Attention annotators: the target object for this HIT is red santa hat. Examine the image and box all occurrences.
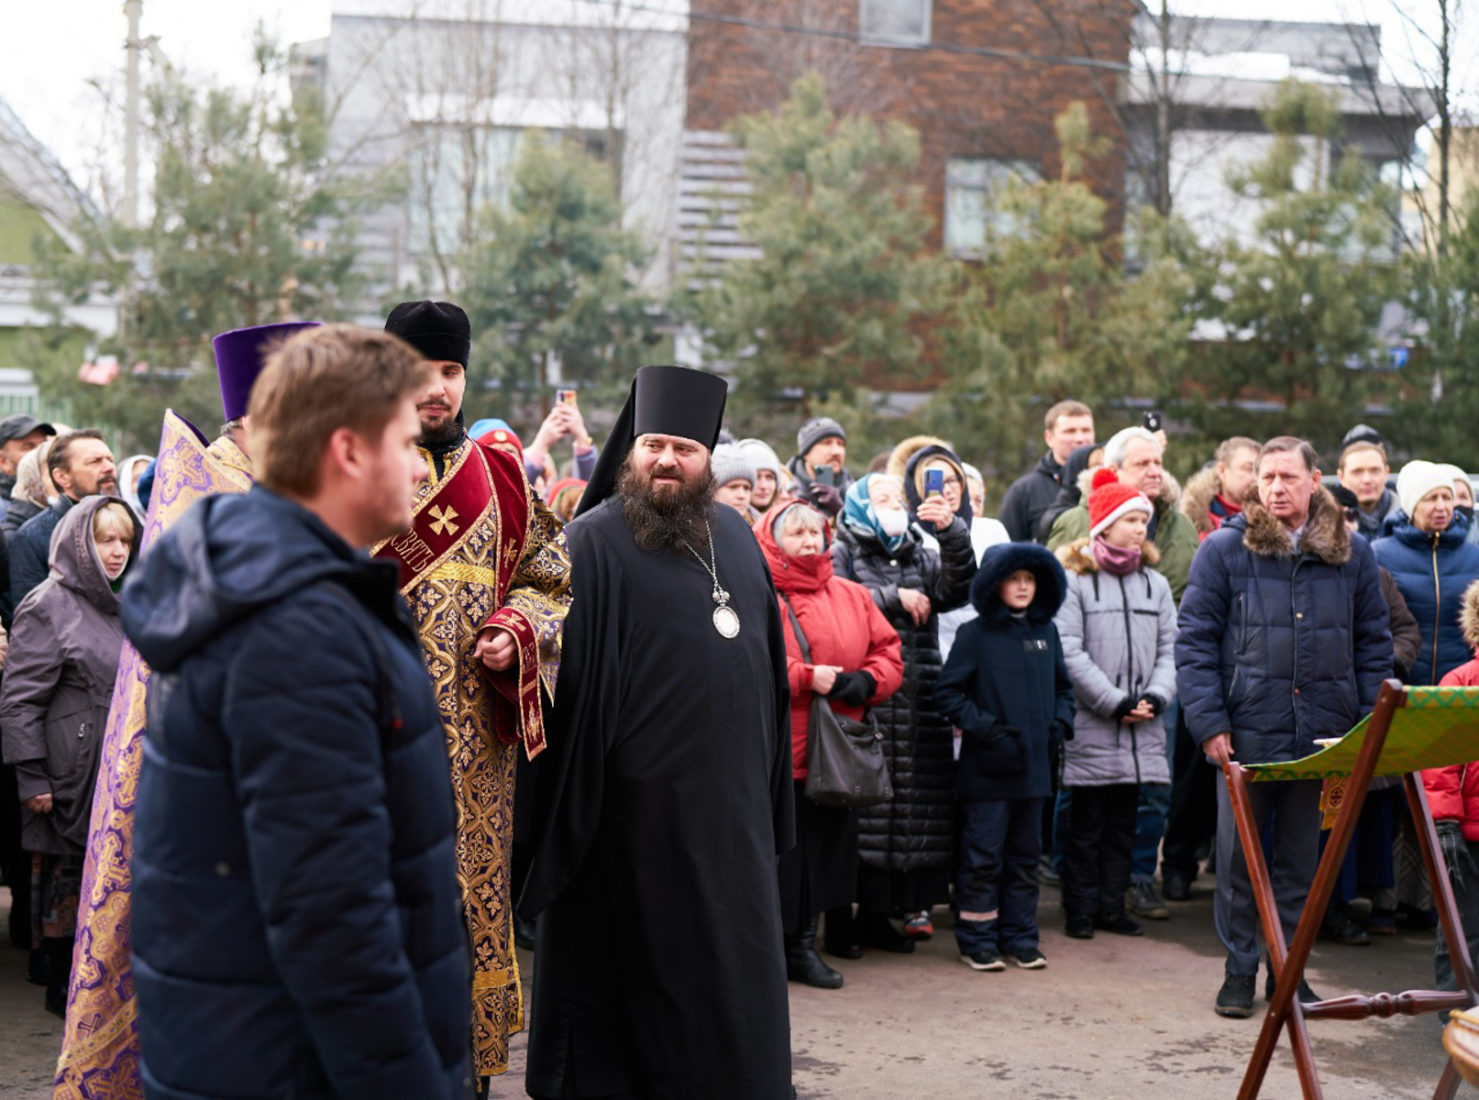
[1088,466,1153,538]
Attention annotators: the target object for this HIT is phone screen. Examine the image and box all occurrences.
[925,468,944,497]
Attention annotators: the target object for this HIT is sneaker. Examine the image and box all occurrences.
[1095,912,1144,936]
[903,910,934,939]
[1064,914,1095,939]
[1127,881,1171,920]
[1162,870,1193,902]
[960,950,1006,971]
[1216,972,1257,1018]
[1009,947,1047,969]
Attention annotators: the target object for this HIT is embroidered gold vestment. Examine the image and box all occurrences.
[375,438,570,1077]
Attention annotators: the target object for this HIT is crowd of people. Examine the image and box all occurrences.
[0,305,1477,1097]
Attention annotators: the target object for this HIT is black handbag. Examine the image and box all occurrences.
[781,594,892,809]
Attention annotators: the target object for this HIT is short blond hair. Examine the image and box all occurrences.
[92,501,135,542]
[1045,400,1092,432]
[248,325,430,497]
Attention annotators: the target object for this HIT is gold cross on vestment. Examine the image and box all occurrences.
[428,505,460,536]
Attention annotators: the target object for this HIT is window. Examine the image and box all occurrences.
[860,0,931,46]
[944,157,1041,257]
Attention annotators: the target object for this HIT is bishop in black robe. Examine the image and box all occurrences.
[520,366,795,1100]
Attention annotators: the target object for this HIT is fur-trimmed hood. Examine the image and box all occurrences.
[886,434,954,481]
[1462,573,1479,650]
[1227,486,1351,565]
[1056,536,1162,574]
[1180,466,1223,536]
[971,541,1067,624]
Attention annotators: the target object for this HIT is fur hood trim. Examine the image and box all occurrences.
[1180,466,1222,536]
[971,541,1067,624]
[886,435,954,481]
[1237,486,1351,565]
[1056,536,1162,574]
[1462,574,1479,649]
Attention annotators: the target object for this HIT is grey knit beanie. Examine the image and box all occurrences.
[797,416,846,458]
[737,437,785,482]
[711,443,757,487]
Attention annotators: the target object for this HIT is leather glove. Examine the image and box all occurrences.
[1437,819,1477,891]
[807,482,844,518]
[828,670,876,707]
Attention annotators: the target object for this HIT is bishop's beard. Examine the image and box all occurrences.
[617,458,716,555]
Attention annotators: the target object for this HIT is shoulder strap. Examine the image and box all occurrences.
[779,592,814,663]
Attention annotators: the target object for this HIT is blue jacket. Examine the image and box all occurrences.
[8,496,72,617]
[1373,511,1479,686]
[1176,488,1391,764]
[935,542,1075,801]
[126,487,471,1100]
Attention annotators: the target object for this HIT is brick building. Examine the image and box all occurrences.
[682,0,1135,262]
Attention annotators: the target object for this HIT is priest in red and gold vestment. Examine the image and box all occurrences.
[377,301,571,1085]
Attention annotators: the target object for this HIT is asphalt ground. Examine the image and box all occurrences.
[0,880,1458,1098]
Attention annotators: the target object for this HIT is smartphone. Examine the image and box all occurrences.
[924,467,944,497]
[556,388,578,408]
[815,466,837,488]
[1143,410,1163,433]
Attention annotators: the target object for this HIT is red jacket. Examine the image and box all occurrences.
[1422,656,1479,840]
[757,510,904,779]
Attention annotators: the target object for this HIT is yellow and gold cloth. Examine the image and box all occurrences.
[56,421,252,1100]
[376,439,570,1077]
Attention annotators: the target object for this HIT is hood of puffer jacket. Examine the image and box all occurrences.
[756,500,834,594]
[886,435,954,481]
[48,494,139,614]
[1056,536,1162,574]
[901,442,973,524]
[1222,485,1352,565]
[971,541,1067,624]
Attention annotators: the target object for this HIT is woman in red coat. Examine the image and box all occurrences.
[1423,577,1479,1001]
[758,501,904,989]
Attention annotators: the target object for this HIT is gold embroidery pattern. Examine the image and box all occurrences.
[429,505,460,536]
[402,442,570,1077]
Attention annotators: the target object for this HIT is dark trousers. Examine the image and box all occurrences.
[1435,838,1479,998]
[1062,783,1139,919]
[955,797,1043,955]
[1215,777,1321,975]
[1161,708,1218,880]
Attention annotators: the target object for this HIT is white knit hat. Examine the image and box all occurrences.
[710,443,756,488]
[1397,460,1456,517]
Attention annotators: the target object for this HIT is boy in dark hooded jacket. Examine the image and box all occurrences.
[935,543,1075,971]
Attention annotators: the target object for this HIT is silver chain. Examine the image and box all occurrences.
[684,518,728,605]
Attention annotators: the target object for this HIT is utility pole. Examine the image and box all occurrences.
[123,0,142,229]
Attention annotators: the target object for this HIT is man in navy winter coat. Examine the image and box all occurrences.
[1175,437,1390,1019]
[127,326,472,1099]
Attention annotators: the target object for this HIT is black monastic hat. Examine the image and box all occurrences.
[384,300,471,367]
[576,365,728,518]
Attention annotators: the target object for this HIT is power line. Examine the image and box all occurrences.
[568,0,1131,74]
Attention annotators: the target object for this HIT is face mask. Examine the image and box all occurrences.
[876,507,910,537]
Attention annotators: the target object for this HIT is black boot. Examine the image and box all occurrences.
[785,917,844,989]
[856,910,915,953]
[823,905,862,959]
[43,936,72,1018]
